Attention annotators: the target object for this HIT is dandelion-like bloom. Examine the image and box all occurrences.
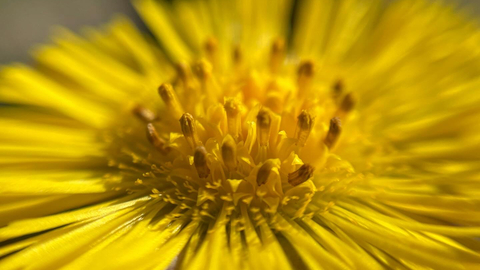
[1,0,480,269]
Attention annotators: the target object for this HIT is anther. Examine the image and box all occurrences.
[224,98,242,140]
[288,164,315,186]
[297,60,314,98]
[295,110,314,147]
[146,123,169,154]
[193,59,213,81]
[205,37,217,54]
[158,83,184,119]
[256,108,272,147]
[176,61,192,86]
[332,80,343,100]
[233,45,242,65]
[133,105,157,122]
[264,94,283,114]
[194,146,210,178]
[324,117,342,149]
[298,60,314,78]
[257,160,275,186]
[221,134,237,171]
[204,37,218,66]
[179,113,198,149]
[340,92,355,113]
[270,38,285,74]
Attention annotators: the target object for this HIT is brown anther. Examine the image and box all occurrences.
[176,61,192,85]
[221,134,237,171]
[158,83,175,102]
[295,110,314,147]
[256,108,272,146]
[324,117,342,149]
[158,83,183,118]
[146,123,169,154]
[204,37,218,66]
[297,60,314,98]
[233,45,242,65]
[332,80,343,98]
[340,92,355,113]
[270,38,285,74]
[193,59,212,80]
[271,38,285,55]
[132,105,157,122]
[204,37,218,54]
[194,146,210,178]
[297,60,314,78]
[257,160,275,186]
[179,113,197,149]
[224,98,242,139]
[288,164,315,186]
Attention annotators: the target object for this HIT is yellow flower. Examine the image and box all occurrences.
[1,0,480,269]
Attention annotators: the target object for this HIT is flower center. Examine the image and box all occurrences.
[108,38,359,229]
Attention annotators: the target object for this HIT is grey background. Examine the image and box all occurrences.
[0,0,479,64]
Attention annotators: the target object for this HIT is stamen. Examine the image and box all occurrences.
[193,59,213,81]
[332,79,343,100]
[256,108,272,147]
[340,92,355,113]
[158,83,184,119]
[233,45,242,65]
[257,160,275,186]
[270,38,285,74]
[176,61,192,86]
[193,60,216,105]
[204,37,218,66]
[264,93,283,114]
[288,164,315,186]
[295,110,314,147]
[146,123,169,154]
[132,105,157,122]
[194,146,210,178]
[180,113,198,149]
[298,60,314,77]
[297,60,314,98]
[221,134,237,171]
[224,98,242,140]
[324,117,342,149]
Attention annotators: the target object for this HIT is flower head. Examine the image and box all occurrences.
[1,0,480,269]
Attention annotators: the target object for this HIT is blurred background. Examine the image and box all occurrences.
[0,0,479,64]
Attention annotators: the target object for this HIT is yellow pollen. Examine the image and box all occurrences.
[324,117,342,149]
[125,34,359,229]
[288,164,315,186]
[295,110,314,147]
[194,146,210,178]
